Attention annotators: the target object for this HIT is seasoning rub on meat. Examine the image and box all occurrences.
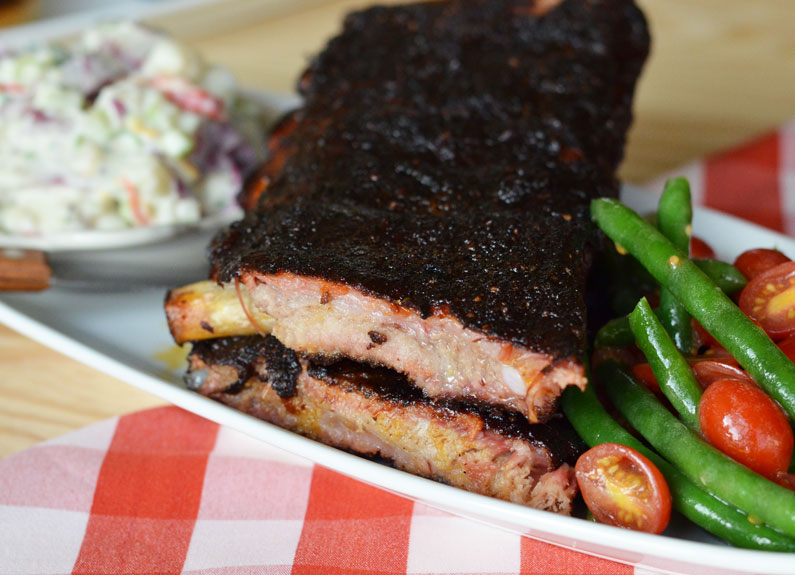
[165,0,650,514]
[168,0,649,421]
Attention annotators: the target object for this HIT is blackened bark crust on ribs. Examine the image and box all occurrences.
[188,335,301,397]
[211,0,649,358]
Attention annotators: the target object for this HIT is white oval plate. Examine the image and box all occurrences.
[1,198,794,575]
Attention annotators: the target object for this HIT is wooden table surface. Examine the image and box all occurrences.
[2,0,795,458]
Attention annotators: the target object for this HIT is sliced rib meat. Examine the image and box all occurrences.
[186,335,583,513]
[237,271,585,420]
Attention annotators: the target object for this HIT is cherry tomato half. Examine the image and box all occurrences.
[699,379,794,479]
[690,236,716,259]
[738,261,795,340]
[690,359,751,389]
[734,248,790,280]
[575,443,672,534]
[632,358,747,392]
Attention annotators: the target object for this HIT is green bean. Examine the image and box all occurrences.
[657,178,693,353]
[561,381,795,550]
[594,316,635,348]
[657,178,692,258]
[593,259,747,349]
[693,259,747,294]
[598,360,795,538]
[629,297,702,430]
[603,245,656,316]
[591,197,795,421]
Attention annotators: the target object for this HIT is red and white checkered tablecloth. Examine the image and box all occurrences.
[643,121,795,234]
[1,124,793,574]
[0,407,631,575]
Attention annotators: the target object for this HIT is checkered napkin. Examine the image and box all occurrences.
[0,407,629,575]
[1,124,792,575]
[643,121,795,233]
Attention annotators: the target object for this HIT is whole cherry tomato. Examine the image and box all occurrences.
[690,236,716,259]
[699,379,794,479]
[734,248,790,280]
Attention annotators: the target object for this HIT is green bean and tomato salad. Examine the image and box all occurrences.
[563,177,795,550]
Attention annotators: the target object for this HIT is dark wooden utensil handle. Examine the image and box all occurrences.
[0,248,52,291]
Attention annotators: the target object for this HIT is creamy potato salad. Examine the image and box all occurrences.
[0,22,266,235]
